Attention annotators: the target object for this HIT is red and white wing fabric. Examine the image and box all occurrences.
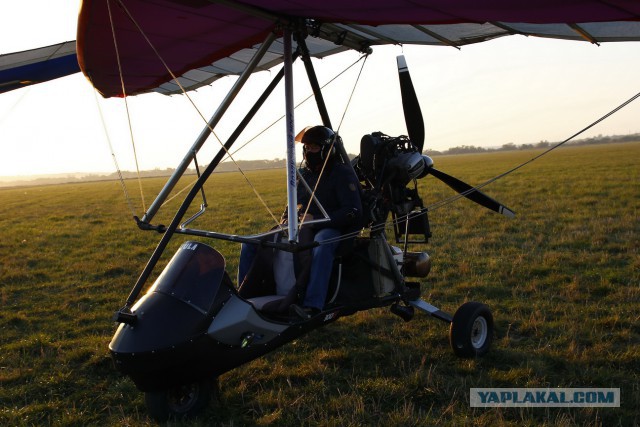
[76,0,640,98]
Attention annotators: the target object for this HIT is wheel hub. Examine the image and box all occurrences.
[470,316,488,349]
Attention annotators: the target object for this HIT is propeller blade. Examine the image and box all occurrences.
[429,167,515,217]
[397,55,425,152]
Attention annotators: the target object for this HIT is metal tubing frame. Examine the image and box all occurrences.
[298,35,356,169]
[409,299,453,323]
[119,37,295,310]
[284,28,299,242]
[118,26,360,312]
[140,31,278,224]
[297,36,332,128]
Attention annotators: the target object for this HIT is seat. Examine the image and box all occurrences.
[246,244,296,311]
[238,227,313,314]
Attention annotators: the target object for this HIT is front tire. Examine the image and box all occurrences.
[144,379,215,422]
[449,302,493,358]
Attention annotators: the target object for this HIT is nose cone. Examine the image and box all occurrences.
[109,292,209,355]
[422,155,434,169]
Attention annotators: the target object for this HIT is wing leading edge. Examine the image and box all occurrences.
[0,41,79,94]
[7,1,640,97]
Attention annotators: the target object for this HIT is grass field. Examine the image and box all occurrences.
[1,142,638,426]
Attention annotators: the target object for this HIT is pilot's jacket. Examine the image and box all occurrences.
[297,160,363,233]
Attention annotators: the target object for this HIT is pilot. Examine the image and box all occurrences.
[238,125,362,318]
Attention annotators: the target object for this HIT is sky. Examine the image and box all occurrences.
[1,1,639,178]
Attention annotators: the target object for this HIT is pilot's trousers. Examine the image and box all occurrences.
[303,228,341,310]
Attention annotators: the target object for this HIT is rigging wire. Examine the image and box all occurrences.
[298,54,370,231]
[147,51,368,236]
[104,0,374,233]
[228,55,369,158]
[221,52,369,238]
[114,0,280,227]
[92,85,137,218]
[424,88,640,214]
[0,86,31,127]
[161,176,199,208]
[336,54,369,132]
[106,0,147,213]
[0,41,66,126]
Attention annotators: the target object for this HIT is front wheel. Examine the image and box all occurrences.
[144,378,216,422]
[449,302,493,358]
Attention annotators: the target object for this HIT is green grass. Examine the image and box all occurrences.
[1,142,638,426]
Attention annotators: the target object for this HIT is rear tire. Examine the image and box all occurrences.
[449,302,493,358]
[144,378,215,422]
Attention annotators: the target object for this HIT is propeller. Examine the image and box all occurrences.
[397,55,515,218]
[397,56,425,152]
[427,165,515,217]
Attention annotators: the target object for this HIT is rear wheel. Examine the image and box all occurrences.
[144,378,216,422]
[449,302,493,358]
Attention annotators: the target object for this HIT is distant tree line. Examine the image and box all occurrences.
[75,132,640,179]
[424,133,639,156]
[101,159,287,180]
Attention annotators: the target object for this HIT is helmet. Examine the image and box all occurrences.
[297,125,335,146]
[296,125,339,160]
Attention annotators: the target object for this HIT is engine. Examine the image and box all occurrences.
[354,132,432,243]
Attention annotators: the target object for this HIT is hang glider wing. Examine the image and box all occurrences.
[0,41,79,94]
[70,1,639,98]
